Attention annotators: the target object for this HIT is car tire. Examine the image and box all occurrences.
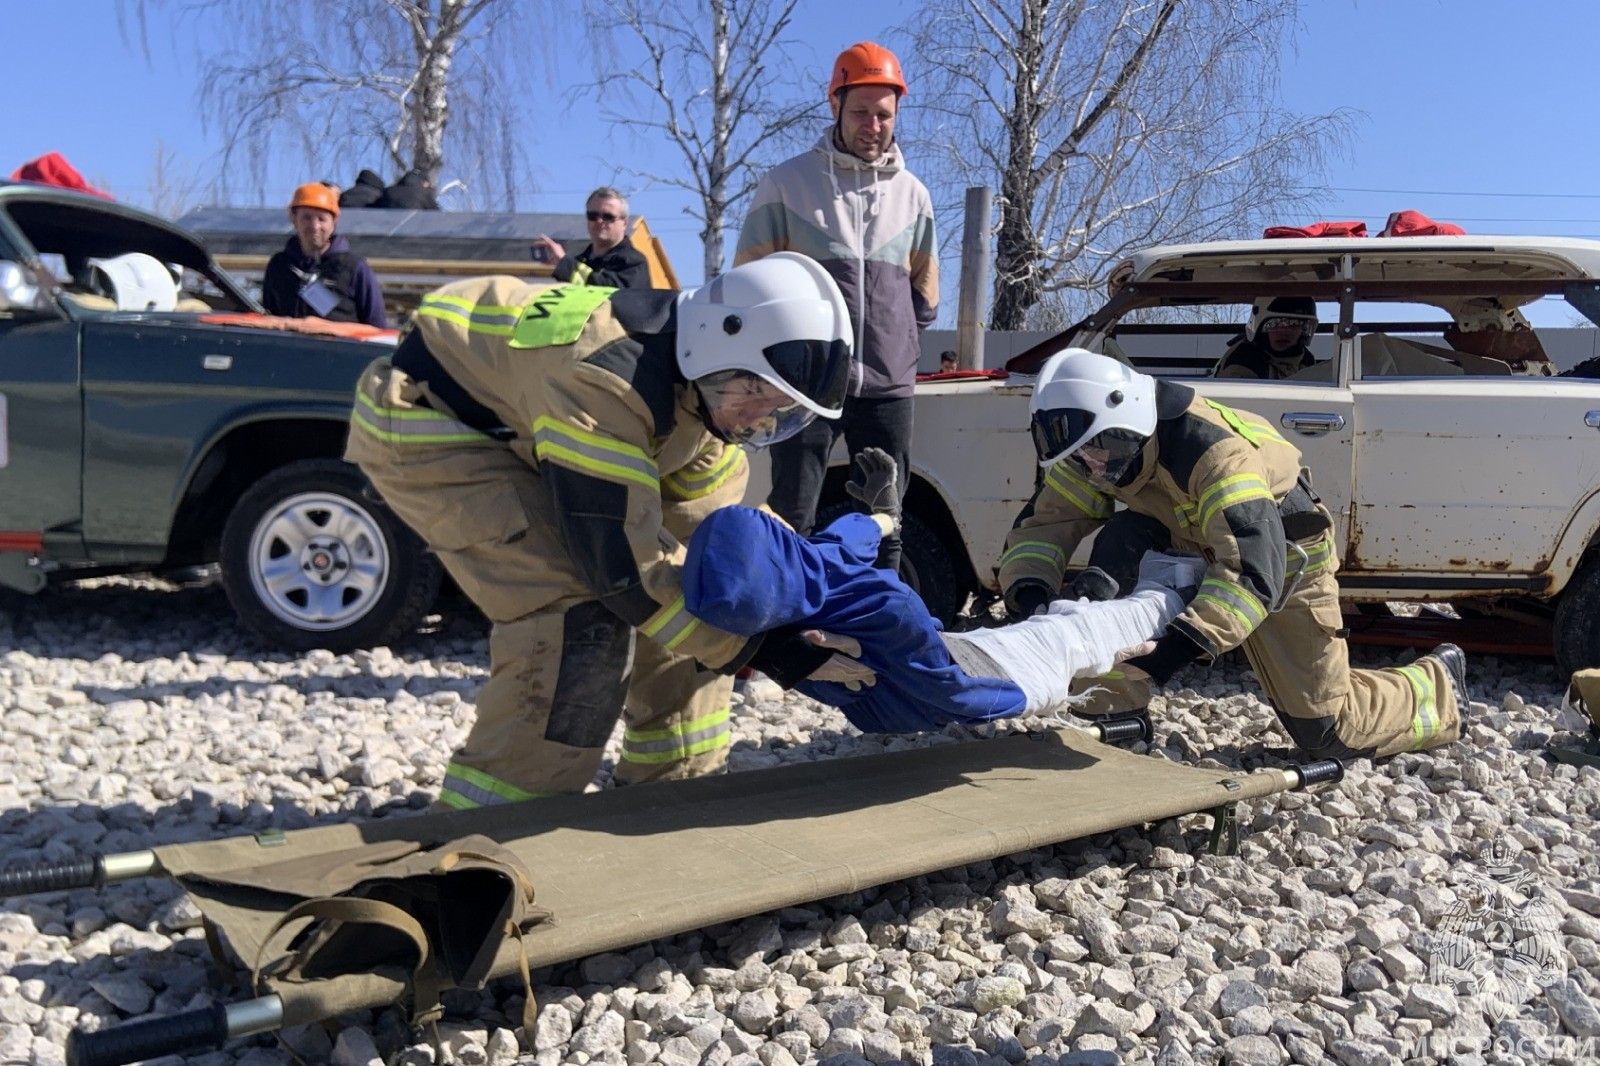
[1554,552,1600,675]
[220,459,442,652]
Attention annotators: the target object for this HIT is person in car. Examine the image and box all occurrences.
[1213,296,1318,379]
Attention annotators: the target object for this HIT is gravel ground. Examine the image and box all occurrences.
[2,580,1599,1066]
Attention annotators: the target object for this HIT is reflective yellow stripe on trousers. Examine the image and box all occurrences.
[621,708,732,765]
[439,762,552,809]
[1395,664,1441,750]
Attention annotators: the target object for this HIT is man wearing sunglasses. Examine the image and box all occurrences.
[530,186,652,289]
[997,348,1469,763]
[345,253,868,809]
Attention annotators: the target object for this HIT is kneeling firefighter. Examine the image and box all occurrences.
[347,253,864,808]
[997,349,1467,760]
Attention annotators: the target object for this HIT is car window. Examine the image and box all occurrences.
[1107,301,1342,387]
[1352,299,1536,378]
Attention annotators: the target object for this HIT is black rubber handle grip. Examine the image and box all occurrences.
[0,856,100,898]
[67,1004,230,1066]
[1294,759,1345,788]
[1096,712,1153,746]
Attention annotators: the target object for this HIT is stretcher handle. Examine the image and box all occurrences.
[0,856,101,898]
[1292,759,1345,788]
[67,1004,228,1066]
[1089,710,1153,747]
[0,850,157,899]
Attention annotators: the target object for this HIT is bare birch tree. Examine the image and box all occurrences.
[121,0,539,209]
[909,0,1353,329]
[587,0,818,279]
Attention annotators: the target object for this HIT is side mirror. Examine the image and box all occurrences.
[0,261,48,314]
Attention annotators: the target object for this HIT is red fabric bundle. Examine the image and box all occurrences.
[8,152,113,200]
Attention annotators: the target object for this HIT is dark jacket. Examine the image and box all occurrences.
[375,169,440,210]
[1213,337,1314,380]
[339,169,385,209]
[553,241,652,289]
[261,234,388,327]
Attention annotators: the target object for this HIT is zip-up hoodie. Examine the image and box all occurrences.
[735,133,938,399]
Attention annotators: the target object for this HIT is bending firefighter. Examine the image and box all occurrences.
[999,349,1467,760]
[346,253,865,808]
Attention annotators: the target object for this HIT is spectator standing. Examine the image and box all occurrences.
[735,42,938,572]
[260,183,387,327]
[531,187,652,289]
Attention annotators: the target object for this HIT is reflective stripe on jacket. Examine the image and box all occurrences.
[1000,381,1314,658]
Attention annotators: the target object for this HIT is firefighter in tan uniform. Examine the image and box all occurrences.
[999,349,1468,760]
[346,253,866,808]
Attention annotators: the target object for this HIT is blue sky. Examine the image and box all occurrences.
[8,0,1600,322]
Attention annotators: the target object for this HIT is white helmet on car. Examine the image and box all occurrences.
[1029,348,1157,484]
[677,251,851,447]
[86,252,179,312]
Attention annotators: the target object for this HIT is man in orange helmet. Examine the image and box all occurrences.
[736,41,938,576]
[261,182,387,326]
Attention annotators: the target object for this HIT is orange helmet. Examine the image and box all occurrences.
[828,42,907,100]
[289,182,340,217]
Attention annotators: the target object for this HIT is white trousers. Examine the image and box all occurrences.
[945,552,1203,714]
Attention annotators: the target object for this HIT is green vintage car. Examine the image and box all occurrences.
[0,183,441,649]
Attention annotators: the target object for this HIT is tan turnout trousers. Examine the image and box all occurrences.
[347,358,748,807]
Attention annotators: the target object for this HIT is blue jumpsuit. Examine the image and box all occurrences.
[682,507,1026,732]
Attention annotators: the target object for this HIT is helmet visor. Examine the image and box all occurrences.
[1261,316,1313,335]
[1064,427,1146,486]
[761,338,850,418]
[697,370,823,448]
[1030,406,1099,465]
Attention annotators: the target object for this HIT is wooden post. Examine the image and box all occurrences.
[956,186,993,370]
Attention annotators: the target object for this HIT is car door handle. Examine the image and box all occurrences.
[1587,410,1600,429]
[1280,412,1346,435]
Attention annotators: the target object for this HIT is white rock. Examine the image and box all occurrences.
[331,1027,383,1066]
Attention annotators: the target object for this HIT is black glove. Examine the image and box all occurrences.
[1069,566,1119,603]
[745,624,834,690]
[845,447,901,523]
[1122,628,1211,685]
[1003,579,1053,621]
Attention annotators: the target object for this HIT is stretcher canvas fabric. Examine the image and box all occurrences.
[151,729,1297,1026]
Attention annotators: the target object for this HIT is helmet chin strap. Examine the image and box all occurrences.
[693,382,735,444]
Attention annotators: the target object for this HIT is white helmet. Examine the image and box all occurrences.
[1029,349,1156,483]
[1246,296,1317,344]
[677,252,851,447]
[86,252,179,312]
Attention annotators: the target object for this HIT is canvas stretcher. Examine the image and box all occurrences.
[5,725,1340,1065]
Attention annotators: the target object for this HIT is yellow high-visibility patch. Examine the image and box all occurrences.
[509,285,617,349]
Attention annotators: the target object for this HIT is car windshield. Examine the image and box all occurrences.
[2,196,254,315]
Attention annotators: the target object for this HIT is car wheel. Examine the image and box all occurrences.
[1554,552,1600,675]
[219,458,442,652]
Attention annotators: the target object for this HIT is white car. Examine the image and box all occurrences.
[750,234,1600,674]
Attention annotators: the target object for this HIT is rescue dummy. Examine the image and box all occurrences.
[346,253,873,808]
[680,450,1204,733]
[1000,349,1469,761]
